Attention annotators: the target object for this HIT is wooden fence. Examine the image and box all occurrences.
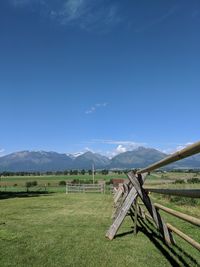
[66,183,105,194]
[106,140,200,252]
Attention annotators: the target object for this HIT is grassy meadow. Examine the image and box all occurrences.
[1,171,200,189]
[0,192,200,267]
[0,172,200,266]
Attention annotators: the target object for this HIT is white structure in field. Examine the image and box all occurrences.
[66,183,105,194]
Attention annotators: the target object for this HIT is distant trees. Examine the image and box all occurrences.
[101,169,109,175]
[25,181,38,192]
[0,168,156,177]
[69,170,78,175]
[59,181,66,186]
[55,171,63,175]
[81,169,86,175]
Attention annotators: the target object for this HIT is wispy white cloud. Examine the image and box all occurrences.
[84,147,94,152]
[87,139,146,157]
[48,0,87,24]
[161,142,194,154]
[9,0,121,32]
[115,145,127,153]
[71,140,197,159]
[69,146,94,157]
[91,139,146,146]
[85,102,108,114]
[134,5,177,33]
[0,148,5,157]
[52,0,121,32]
[72,139,145,158]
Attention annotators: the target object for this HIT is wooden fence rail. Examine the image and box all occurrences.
[137,140,200,174]
[154,203,200,227]
[106,140,200,253]
[66,183,105,194]
[145,188,200,198]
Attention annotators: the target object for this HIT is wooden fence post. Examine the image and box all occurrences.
[127,173,174,245]
[134,197,138,236]
[105,171,147,240]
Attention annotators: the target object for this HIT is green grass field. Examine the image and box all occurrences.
[1,172,200,194]
[0,173,127,185]
[0,171,198,190]
[0,191,200,267]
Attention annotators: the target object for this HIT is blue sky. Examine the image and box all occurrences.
[0,0,200,157]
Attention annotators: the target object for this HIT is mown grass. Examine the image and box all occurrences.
[0,192,200,267]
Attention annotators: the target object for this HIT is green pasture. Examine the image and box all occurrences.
[0,171,199,202]
[0,173,127,186]
[0,192,200,267]
[1,172,200,194]
[2,171,198,186]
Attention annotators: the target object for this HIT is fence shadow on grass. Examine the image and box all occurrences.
[0,191,49,200]
[115,217,200,267]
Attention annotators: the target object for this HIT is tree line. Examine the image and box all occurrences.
[0,169,127,177]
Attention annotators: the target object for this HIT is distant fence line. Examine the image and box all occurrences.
[66,183,105,194]
[0,183,117,194]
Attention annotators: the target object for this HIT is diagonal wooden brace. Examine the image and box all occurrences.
[112,183,131,220]
[127,172,175,245]
[106,171,147,240]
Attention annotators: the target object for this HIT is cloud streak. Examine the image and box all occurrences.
[52,0,121,32]
[91,139,146,146]
[162,142,194,154]
[0,148,5,157]
[10,0,121,32]
[86,139,146,157]
[85,103,108,114]
[134,5,177,33]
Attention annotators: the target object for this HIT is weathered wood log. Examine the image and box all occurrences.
[113,185,124,204]
[105,172,147,240]
[112,183,131,220]
[127,173,174,245]
[145,188,200,198]
[154,203,200,227]
[167,223,200,252]
[134,197,138,236]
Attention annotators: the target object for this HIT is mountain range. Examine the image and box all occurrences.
[0,147,200,172]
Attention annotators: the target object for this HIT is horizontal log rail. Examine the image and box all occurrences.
[137,140,200,174]
[106,140,200,254]
[144,210,200,251]
[154,203,200,227]
[167,223,200,252]
[145,188,200,198]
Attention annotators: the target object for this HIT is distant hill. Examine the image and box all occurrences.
[109,147,167,169]
[168,154,200,169]
[72,151,110,169]
[0,151,110,172]
[0,151,73,172]
[0,147,200,172]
